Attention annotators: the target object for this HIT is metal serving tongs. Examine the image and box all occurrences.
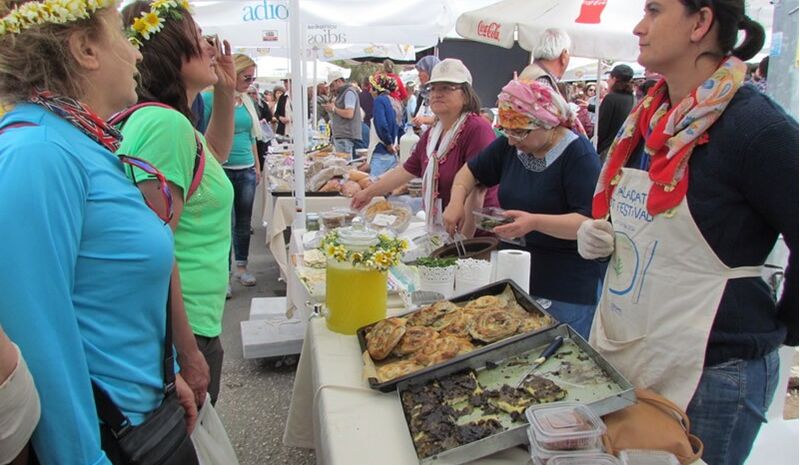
[453,230,468,258]
[515,336,564,388]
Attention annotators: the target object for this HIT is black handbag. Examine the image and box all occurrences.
[92,288,199,465]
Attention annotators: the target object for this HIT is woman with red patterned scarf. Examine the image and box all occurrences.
[577,1,797,464]
[0,1,198,463]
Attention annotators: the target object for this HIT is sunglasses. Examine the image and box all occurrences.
[427,84,462,94]
[498,127,532,141]
[119,155,174,224]
[241,75,257,83]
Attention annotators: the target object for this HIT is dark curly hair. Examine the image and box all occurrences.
[121,0,203,122]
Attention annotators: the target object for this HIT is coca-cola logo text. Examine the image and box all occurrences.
[477,21,501,41]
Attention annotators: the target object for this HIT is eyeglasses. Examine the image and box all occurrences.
[427,84,462,94]
[498,127,532,142]
[241,75,257,83]
[119,155,174,224]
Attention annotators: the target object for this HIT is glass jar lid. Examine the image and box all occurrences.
[338,217,379,249]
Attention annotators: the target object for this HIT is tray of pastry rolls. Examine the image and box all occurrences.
[357,280,557,392]
[396,324,636,464]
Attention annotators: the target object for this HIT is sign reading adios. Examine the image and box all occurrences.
[477,20,501,41]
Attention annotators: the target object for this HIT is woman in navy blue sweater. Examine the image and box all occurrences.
[577,1,797,464]
[444,79,604,339]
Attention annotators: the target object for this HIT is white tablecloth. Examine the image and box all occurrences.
[283,318,709,465]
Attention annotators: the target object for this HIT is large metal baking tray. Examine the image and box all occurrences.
[357,279,557,392]
[396,324,636,465]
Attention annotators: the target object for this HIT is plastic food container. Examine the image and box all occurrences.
[619,450,680,465]
[526,403,606,451]
[332,207,358,226]
[548,454,622,465]
[473,207,514,231]
[319,211,347,230]
[364,200,412,233]
[527,428,604,465]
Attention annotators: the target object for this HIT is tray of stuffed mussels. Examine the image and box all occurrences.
[357,280,557,392]
[397,324,636,465]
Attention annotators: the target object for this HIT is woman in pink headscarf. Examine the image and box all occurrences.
[443,79,602,338]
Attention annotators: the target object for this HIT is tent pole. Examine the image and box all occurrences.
[312,48,318,129]
[593,58,602,148]
[289,0,306,223]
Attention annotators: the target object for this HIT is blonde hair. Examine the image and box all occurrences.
[232,53,262,141]
[0,1,107,106]
[234,53,256,76]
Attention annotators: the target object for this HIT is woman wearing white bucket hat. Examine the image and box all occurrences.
[352,59,498,234]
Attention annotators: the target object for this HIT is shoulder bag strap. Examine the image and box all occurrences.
[92,284,175,437]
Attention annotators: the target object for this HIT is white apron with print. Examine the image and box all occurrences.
[589,168,762,410]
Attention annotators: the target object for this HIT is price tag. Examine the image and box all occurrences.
[372,214,397,227]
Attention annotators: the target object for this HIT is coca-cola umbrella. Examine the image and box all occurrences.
[456,0,774,61]
[456,0,643,61]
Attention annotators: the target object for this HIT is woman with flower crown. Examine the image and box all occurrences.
[575,1,797,463]
[0,0,198,463]
[118,0,236,408]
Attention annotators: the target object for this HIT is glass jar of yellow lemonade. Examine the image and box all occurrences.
[325,222,388,335]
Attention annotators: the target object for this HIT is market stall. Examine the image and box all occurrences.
[277,203,710,465]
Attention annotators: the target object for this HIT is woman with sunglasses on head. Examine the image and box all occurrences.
[443,79,604,339]
[119,0,236,407]
[576,2,797,463]
[202,54,262,289]
[353,60,498,234]
[0,1,199,463]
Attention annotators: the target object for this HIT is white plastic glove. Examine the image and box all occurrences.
[577,219,615,260]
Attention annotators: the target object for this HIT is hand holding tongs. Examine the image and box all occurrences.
[515,336,564,387]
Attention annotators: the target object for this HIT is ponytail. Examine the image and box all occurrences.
[732,16,766,61]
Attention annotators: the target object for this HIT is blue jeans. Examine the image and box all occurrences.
[224,167,257,266]
[355,123,370,150]
[370,150,398,178]
[546,299,597,340]
[686,350,780,465]
[333,138,357,157]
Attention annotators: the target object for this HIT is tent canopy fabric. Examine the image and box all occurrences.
[192,0,453,59]
[455,0,775,62]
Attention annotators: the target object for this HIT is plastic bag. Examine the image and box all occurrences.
[191,395,240,465]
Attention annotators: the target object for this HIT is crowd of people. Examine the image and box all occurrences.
[0,0,796,465]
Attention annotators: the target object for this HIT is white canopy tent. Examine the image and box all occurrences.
[191,0,461,222]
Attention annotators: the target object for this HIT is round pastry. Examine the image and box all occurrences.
[414,335,474,366]
[517,313,549,334]
[366,317,407,361]
[393,326,439,357]
[464,295,509,312]
[468,309,521,343]
[376,359,423,382]
[439,311,473,338]
[407,300,459,327]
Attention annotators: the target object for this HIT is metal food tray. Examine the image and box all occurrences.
[397,324,636,465]
[357,279,557,392]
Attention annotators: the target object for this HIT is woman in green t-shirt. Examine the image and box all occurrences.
[120,0,236,406]
[203,54,263,288]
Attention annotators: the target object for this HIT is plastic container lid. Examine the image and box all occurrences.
[472,207,514,231]
[526,402,606,452]
[548,454,622,465]
[618,450,680,465]
[337,218,379,250]
[527,428,604,465]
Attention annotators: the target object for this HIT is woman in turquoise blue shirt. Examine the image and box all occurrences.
[0,2,196,463]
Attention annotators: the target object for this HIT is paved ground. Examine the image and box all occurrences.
[214,219,315,465]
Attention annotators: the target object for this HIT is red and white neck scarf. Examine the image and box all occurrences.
[592,56,746,218]
[29,89,122,152]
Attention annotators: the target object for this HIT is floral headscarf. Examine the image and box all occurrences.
[369,73,397,94]
[497,79,583,134]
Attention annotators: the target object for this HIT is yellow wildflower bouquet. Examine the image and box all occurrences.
[319,230,408,272]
